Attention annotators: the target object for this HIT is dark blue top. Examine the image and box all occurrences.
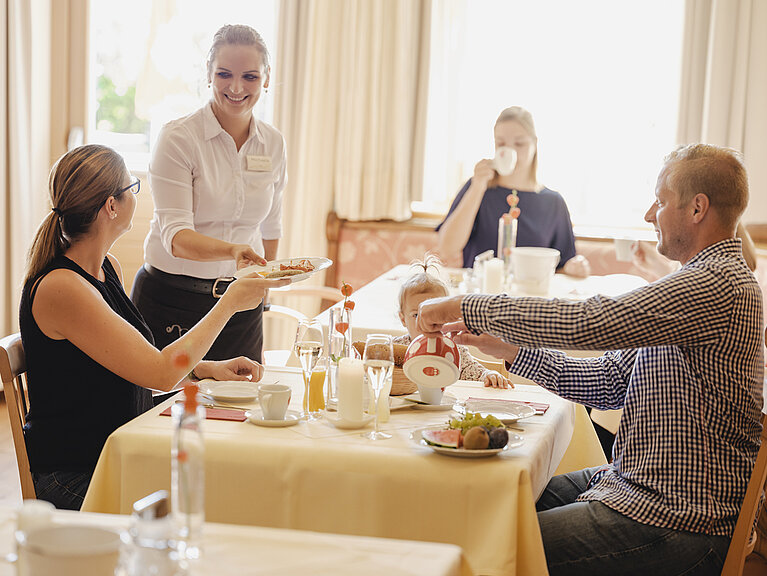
[437,181,577,269]
[19,256,154,473]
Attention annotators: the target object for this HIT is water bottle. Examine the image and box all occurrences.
[171,383,205,561]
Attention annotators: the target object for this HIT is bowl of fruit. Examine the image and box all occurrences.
[410,412,523,458]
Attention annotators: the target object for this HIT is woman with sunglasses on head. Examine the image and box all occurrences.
[131,24,285,364]
[437,106,590,277]
[19,145,287,510]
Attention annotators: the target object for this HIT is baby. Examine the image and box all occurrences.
[396,258,513,389]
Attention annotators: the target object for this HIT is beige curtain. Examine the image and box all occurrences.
[275,0,431,263]
[678,0,767,223]
[1,0,50,335]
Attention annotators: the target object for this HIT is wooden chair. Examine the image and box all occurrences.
[0,333,35,499]
[721,413,767,575]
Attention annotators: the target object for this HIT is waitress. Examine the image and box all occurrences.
[132,24,286,362]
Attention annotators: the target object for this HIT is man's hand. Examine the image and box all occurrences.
[194,357,264,382]
[417,295,465,336]
[451,331,520,366]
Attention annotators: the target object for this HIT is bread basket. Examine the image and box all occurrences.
[352,341,417,396]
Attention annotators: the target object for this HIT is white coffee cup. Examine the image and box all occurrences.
[258,384,291,420]
[512,247,560,296]
[613,238,635,262]
[417,383,444,405]
[493,146,517,176]
[19,525,121,576]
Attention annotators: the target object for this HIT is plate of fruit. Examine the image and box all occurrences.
[410,412,523,458]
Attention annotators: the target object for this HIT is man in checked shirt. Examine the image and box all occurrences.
[419,144,764,575]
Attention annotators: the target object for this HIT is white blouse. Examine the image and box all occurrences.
[144,103,287,279]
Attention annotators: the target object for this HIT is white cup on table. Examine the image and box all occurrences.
[258,384,291,420]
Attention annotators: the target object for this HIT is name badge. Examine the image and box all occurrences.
[247,155,272,172]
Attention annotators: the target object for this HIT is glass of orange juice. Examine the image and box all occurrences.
[308,357,327,418]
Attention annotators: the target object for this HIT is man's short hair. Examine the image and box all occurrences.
[664,144,748,228]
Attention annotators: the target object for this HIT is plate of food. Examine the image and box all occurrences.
[234,257,332,283]
[410,412,523,458]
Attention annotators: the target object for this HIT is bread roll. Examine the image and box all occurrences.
[352,341,408,366]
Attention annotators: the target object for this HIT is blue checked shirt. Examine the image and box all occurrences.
[462,239,764,536]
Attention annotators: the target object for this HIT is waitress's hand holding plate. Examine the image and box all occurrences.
[233,244,267,269]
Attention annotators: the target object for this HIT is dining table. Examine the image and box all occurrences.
[0,507,465,575]
[82,366,606,576]
[316,264,647,433]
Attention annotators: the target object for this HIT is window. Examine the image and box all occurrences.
[421,0,685,231]
[88,0,278,170]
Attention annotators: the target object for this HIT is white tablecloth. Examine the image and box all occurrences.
[0,508,464,576]
[82,366,602,576]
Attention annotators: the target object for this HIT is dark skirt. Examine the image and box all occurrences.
[131,265,263,363]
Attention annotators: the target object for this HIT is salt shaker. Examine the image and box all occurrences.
[124,490,180,576]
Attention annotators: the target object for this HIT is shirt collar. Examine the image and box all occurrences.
[202,102,264,146]
[684,237,743,267]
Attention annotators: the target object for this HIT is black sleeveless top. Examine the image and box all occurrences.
[19,256,154,472]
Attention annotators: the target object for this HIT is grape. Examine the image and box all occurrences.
[448,411,504,435]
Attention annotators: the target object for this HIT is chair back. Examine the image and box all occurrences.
[0,333,35,498]
[722,413,767,575]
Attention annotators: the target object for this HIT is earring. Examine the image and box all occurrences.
[111,213,117,220]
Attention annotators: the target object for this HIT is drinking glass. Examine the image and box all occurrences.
[327,306,352,408]
[361,334,394,440]
[293,319,324,421]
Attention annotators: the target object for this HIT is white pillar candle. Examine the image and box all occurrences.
[338,358,364,422]
[483,257,504,294]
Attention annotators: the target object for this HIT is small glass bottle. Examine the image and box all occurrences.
[171,383,205,561]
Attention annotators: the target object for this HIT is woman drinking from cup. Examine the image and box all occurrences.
[19,145,288,510]
[436,106,590,277]
[131,24,286,363]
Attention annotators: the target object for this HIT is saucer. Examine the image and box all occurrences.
[245,409,302,427]
[324,412,375,430]
[402,393,457,411]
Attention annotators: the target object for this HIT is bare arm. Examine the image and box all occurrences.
[32,268,288,392]
[437,160,495,259]
[171,229,266,270]
[262,238,279,262]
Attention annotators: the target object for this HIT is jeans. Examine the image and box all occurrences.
[537,467,730,576]
[32,471,92,511]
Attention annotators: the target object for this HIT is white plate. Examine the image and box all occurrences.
[454,400,536,423]
[402,393,457,411]
[410,427,523,458]
[324,412,375,430]
[202,382,258,403]
[234,257,332,283]
[245,409,302,427]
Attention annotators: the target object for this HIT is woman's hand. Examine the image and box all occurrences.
[473,159,496,190]
[222,275,290,314]
[232,244,267,270]
[562,254,591,278]
[194,357,264,382]
[483,371,513,389]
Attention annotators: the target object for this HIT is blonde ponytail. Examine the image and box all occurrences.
[398,253,449,312]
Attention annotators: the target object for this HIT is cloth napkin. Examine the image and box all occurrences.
[160,406,248,422]
[466,397,550,415]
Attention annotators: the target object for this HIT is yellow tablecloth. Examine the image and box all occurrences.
[83,367,605,576]
[0,508,465,575]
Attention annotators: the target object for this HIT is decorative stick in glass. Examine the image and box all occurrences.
[498,191,521,277]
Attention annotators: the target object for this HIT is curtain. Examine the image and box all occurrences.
[275,0,431,261]
[678,0,767,223]
[1,0,49,335]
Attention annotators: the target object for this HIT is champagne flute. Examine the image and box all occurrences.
[293,319,324,421]
[362,334,394,440]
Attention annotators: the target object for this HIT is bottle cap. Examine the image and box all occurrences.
[183,383,199,412]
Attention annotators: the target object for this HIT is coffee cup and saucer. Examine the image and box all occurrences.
[246,384,301,427]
